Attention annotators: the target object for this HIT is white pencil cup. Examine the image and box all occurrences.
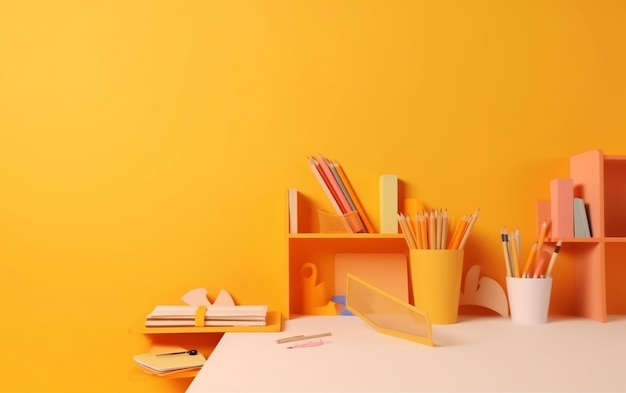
[506,277,552,324]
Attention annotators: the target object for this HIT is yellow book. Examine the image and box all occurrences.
[379,174,398,234]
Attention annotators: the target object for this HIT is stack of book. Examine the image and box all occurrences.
[307,154,375,234]
[145,305,268,327]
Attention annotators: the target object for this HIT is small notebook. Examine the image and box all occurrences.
[134,347,206,373]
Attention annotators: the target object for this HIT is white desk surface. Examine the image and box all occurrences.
[186,314,626,393]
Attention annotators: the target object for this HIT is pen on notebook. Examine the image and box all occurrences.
[276,332,332,344]
[156,349,198,356]
[545,239,563,277]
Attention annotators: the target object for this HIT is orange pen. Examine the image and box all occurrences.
[522,242,538,278]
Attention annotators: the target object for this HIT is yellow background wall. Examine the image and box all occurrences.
[1,1,625,392]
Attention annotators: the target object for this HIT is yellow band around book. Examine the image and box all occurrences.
[195,305,207,327]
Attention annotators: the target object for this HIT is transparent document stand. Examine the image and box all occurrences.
[346,273,433,346]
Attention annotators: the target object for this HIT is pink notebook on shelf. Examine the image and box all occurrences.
[334,253,408,302]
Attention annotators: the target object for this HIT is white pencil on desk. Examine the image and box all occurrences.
[276,332,332,344]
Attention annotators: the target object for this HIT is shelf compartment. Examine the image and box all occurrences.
[288,234,408,316]
[603,156,626,237]
[567,242,606,322]
[605,242,626,314]
[570,149,604,238]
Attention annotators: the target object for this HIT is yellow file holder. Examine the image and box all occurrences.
[409,249,464,325]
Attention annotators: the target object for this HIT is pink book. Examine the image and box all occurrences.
[316,154,353,215]
[307,156,345,218]
[550,178,574,238]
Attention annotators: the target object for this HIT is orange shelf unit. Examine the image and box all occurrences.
[542,149,626,322]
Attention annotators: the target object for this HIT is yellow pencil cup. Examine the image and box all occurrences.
[409,249,464,325]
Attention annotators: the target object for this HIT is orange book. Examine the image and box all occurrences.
[550,178,573,238]
[332,159,376,233]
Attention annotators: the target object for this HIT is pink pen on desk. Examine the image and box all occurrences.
[286,339,323,349]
